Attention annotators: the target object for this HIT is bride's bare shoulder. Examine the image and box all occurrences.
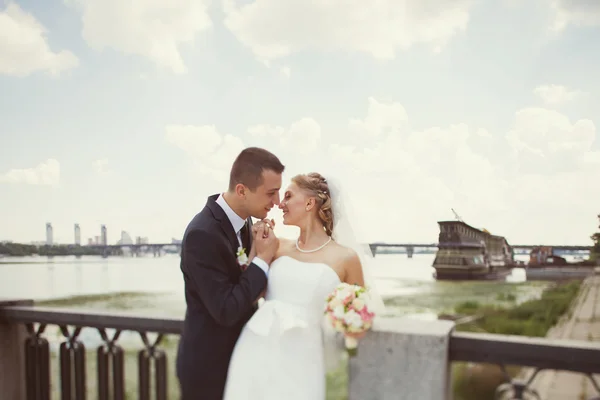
[330,242,360,265]
[330,242,363,283]
[330,240,357,257]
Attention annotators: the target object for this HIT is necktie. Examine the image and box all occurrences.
[240,222,250,255]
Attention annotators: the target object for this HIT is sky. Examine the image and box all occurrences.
[1,0,599,246]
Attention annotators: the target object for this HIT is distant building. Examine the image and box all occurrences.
[118,231,134,245]
[136,236,149,245]
[88,238,93,246]
[45,223,53,246]
[74,224,81,245]
[100,225,107,245]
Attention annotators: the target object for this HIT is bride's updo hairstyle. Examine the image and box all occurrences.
[291,172,334,236]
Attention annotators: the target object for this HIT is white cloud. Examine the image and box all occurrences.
[280,66,291,78]
[249,117,321,154]
[348,97,408,138]
[165,124,223,156]
[584,151,600,165]
[550,0,600,31]
[0,3,79,77]
[68,0,212,74]
[326,101,504,242]
[533,84,585,105]
[165,124,245,183]
[331,99,599,244]
[223,0,473,62]
[0,159,60,186]
[167,97,599,245]
[92,159,109,175]
[506,107,596,174]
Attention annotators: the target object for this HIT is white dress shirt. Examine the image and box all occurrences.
[215,194,269,276]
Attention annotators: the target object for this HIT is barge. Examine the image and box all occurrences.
[432,220,515,280]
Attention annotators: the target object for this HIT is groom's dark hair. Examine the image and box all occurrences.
[228,147,285,192]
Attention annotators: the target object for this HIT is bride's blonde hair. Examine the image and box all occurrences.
[291,172,334,236]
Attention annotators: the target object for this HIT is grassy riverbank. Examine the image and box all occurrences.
[450,279,583,400]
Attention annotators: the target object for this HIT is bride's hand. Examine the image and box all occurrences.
[252,219,275,238]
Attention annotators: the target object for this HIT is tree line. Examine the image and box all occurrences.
[0,242,105,257]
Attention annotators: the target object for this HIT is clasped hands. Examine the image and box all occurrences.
[252,218,278,264]
[252,218,275,239]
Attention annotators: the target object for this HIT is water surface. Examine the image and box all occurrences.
[1,253,546,319]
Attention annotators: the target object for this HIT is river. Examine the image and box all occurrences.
[0,253,549,320]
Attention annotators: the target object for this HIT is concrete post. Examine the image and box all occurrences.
[348,317,455,400]
[0,299,33,400]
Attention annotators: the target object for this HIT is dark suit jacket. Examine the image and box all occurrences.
[176,194,268,400]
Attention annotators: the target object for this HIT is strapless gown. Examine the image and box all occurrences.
[223,255,342,400]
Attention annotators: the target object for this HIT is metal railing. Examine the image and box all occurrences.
[1,305,181,400]
[1,304,600,399]
[450,331,600,399]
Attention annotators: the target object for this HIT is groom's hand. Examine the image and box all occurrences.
[255,224,278,264]
[253,218,275,238]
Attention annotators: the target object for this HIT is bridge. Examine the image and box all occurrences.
[367,243,593,258]
[70,242,593,259]
[85,243,181,257]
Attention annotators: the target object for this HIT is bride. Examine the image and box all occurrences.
[223,172,383,400]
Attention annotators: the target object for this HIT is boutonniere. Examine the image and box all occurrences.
[237,246,248,270]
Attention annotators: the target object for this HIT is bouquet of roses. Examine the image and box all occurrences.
[324,282,376,356]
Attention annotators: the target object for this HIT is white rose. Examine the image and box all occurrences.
[352,298,365,311]
[333,305,345,319]
[343,309,363,329]
[329,297,342,309]
[335,288,350,301]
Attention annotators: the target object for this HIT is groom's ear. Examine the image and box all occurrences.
[235,183,246,198]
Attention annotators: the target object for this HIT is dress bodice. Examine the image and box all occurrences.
[245,255,341,336]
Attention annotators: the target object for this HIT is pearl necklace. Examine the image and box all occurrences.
[295,236,332,253]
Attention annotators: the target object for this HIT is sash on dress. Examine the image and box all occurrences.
[246,299,312,336]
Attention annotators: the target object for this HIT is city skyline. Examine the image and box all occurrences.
[1,0,600,245]
[8,218,597,248]
[38,222,151,246]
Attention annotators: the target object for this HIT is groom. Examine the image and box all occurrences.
[176,147,284,399]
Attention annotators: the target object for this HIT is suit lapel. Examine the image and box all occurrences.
[206,195,239,254]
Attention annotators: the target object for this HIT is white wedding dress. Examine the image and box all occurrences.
[223,255,342,400]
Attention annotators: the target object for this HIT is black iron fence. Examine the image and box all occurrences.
[451,331,600,399]
[1,305,180,400]
[1,304,599,399]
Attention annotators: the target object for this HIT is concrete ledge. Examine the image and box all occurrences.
[349,317,455,400]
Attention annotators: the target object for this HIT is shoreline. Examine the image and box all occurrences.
[522,275,600,399]
[450,277,592,400]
